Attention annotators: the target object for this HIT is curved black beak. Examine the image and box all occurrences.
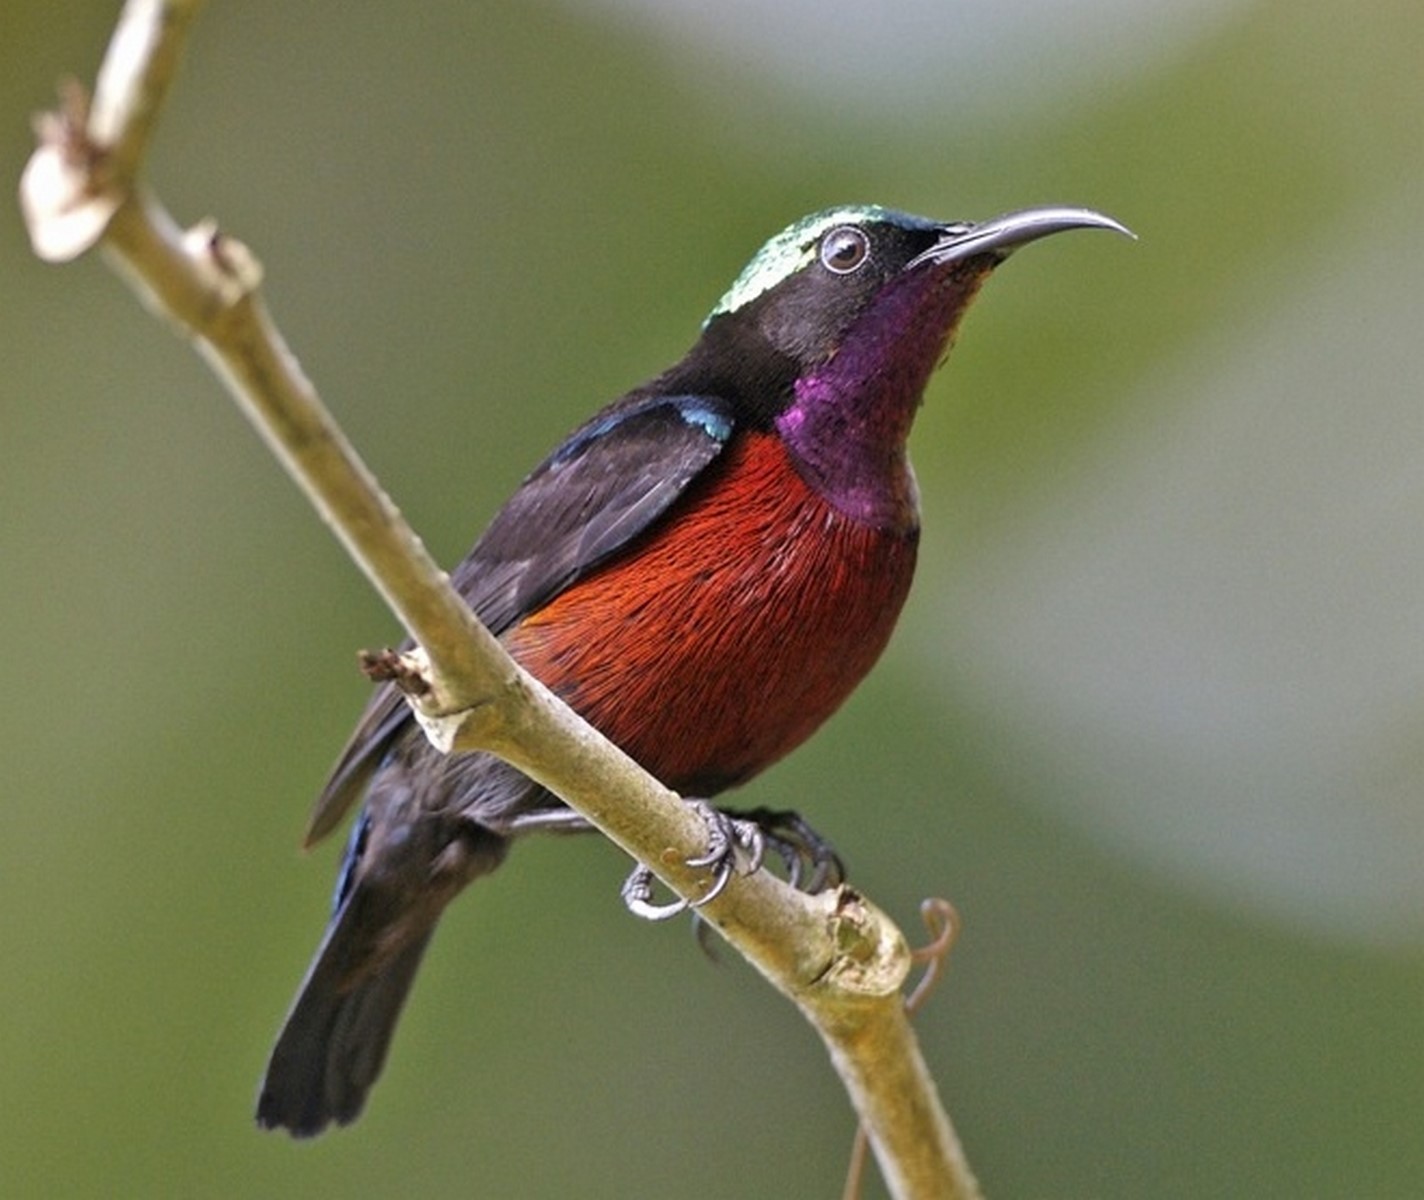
[909,206,1134,269]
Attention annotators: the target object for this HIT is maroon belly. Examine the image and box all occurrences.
[501,431,918,796]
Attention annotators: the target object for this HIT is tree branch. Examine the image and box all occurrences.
[18,4,981,1196]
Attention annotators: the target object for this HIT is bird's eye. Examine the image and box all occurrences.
[819,226,870,274]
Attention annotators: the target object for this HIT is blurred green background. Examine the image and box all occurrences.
[3,1,1419,1196]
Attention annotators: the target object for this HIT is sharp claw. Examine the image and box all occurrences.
[739,824,766,875]
[690,860,733,908]
[685,845,725,870]
[684,799,730,869]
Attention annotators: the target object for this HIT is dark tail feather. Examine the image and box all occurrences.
[256,914,434,1137]
[258,762,519,1136]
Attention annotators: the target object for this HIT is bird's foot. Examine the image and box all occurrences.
[621,800,763,921]
[620,803,845,921]
[731,807,845,895]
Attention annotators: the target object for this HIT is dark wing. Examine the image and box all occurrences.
[455,393,737,633]
[303,393,738,845]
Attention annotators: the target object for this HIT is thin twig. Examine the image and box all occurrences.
[844,900,967,1200]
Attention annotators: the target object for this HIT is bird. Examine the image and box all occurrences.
[255,202,1130,1137]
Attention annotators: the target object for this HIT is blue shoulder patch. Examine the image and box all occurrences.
[668,396,734,443]
[551,395,732,468]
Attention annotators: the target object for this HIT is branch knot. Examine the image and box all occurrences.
[20,82,121,263]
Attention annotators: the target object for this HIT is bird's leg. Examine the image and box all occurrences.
[505,802,841,920]
[621,799,764,921]
[500,808,596,836]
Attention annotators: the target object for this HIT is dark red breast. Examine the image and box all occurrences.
[501,430,918,796]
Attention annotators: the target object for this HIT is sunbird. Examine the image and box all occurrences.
[257,203,1130,1136]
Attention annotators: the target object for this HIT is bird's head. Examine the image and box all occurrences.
[675,204,1131,528]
